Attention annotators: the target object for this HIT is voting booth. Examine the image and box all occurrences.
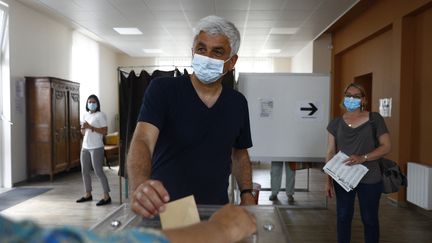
[237,73,330,162]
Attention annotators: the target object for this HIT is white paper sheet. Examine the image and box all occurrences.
[323,151,369,192]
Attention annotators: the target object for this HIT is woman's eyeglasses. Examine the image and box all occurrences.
[344,93,363,99]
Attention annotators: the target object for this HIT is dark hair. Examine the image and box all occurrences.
[86,94,101,112]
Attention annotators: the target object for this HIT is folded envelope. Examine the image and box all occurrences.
[159,195,200,229]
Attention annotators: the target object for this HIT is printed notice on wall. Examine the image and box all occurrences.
[259,98,273,118]
[379,98,392,117]
[15,79,25,114]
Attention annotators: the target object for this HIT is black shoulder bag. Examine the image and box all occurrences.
[369,112,407,194]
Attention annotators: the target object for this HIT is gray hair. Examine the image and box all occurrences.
[193,15,241,57]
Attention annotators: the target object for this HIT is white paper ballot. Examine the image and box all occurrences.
[323,151,369,192]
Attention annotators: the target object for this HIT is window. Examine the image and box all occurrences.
[236,57,274,73]
[71,31,99,113]
[0,0,9,187]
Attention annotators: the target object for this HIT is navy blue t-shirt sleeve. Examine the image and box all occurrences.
[233,95,253,149]
[137,78,170,129]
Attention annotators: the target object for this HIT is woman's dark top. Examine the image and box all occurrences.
[327,112,388,184]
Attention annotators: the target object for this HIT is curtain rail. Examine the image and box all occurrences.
[117,65,191,71]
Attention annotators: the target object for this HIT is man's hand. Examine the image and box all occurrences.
[240,192,256,205]
[209,204,256,242]
[130,180,170,218]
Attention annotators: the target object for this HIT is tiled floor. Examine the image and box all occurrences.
[1,163,432,243]
[0,167,122,227]
[251,161,327,207]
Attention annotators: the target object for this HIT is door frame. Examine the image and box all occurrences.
[354,73,373,112]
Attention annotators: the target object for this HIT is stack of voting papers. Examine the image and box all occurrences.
[323,151,369,192]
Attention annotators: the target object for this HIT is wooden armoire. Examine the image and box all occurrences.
[26,77,81,181]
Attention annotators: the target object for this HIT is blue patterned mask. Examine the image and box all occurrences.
[88,103,97,111]
[191,54,230,84]
[344,97,361,112]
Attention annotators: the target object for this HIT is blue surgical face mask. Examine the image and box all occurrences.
[88,102,97,111]
[191,54,231,84]
[343,97,361,112]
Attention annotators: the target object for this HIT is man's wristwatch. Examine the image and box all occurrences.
[240,189,254,196]
[363,154,368,161]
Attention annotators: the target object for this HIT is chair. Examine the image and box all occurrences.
[103,132,119,169]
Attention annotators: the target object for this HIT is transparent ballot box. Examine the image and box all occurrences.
[91,204,290,243]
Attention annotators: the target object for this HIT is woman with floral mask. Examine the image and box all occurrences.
[325,83,391,243]
[76,94,111,206]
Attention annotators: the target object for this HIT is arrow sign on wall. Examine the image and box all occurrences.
[300,103,318,115]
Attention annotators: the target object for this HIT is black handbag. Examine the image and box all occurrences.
[378,157,407,193]
[369,112,407,194]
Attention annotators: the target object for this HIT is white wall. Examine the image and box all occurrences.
[3,0,119,185]
[7,0,73,184]
[291,34,332,74]
[273,58,292,72]
[99,44,119,132]
[291,41,313,73]
[118,54,156,67]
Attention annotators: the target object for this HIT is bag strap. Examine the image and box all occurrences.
[369,112,379,148]
[369,112,384,173]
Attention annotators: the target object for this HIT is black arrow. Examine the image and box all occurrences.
[300,103,318,116]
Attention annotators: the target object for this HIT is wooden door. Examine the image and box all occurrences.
[354,73,372,112]
[68,86,81,168]
[52,82,69,173]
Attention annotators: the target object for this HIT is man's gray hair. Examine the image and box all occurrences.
[193,15,241,57]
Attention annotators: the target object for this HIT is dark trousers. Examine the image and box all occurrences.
[334,181,382,243]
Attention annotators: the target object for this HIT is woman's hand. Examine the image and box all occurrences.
[344,154,366,166]
[82,122,92,130]
[325,177,334,198]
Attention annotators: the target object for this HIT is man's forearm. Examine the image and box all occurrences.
[232,149,253,190]
[127,136,152,192]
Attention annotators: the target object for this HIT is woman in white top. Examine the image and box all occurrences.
[76,94,111,206]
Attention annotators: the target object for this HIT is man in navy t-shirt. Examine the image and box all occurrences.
[128,15,256,218]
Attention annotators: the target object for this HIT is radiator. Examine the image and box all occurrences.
[407,162,432,210]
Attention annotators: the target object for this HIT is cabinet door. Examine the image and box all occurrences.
[26,79,53,176]
[53,88,69,171]
[68,90,81,167]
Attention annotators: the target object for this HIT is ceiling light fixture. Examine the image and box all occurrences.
[269,28,299,35]
[261,49,281,54]
[142,49,164,54]
[113,27,142,35]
